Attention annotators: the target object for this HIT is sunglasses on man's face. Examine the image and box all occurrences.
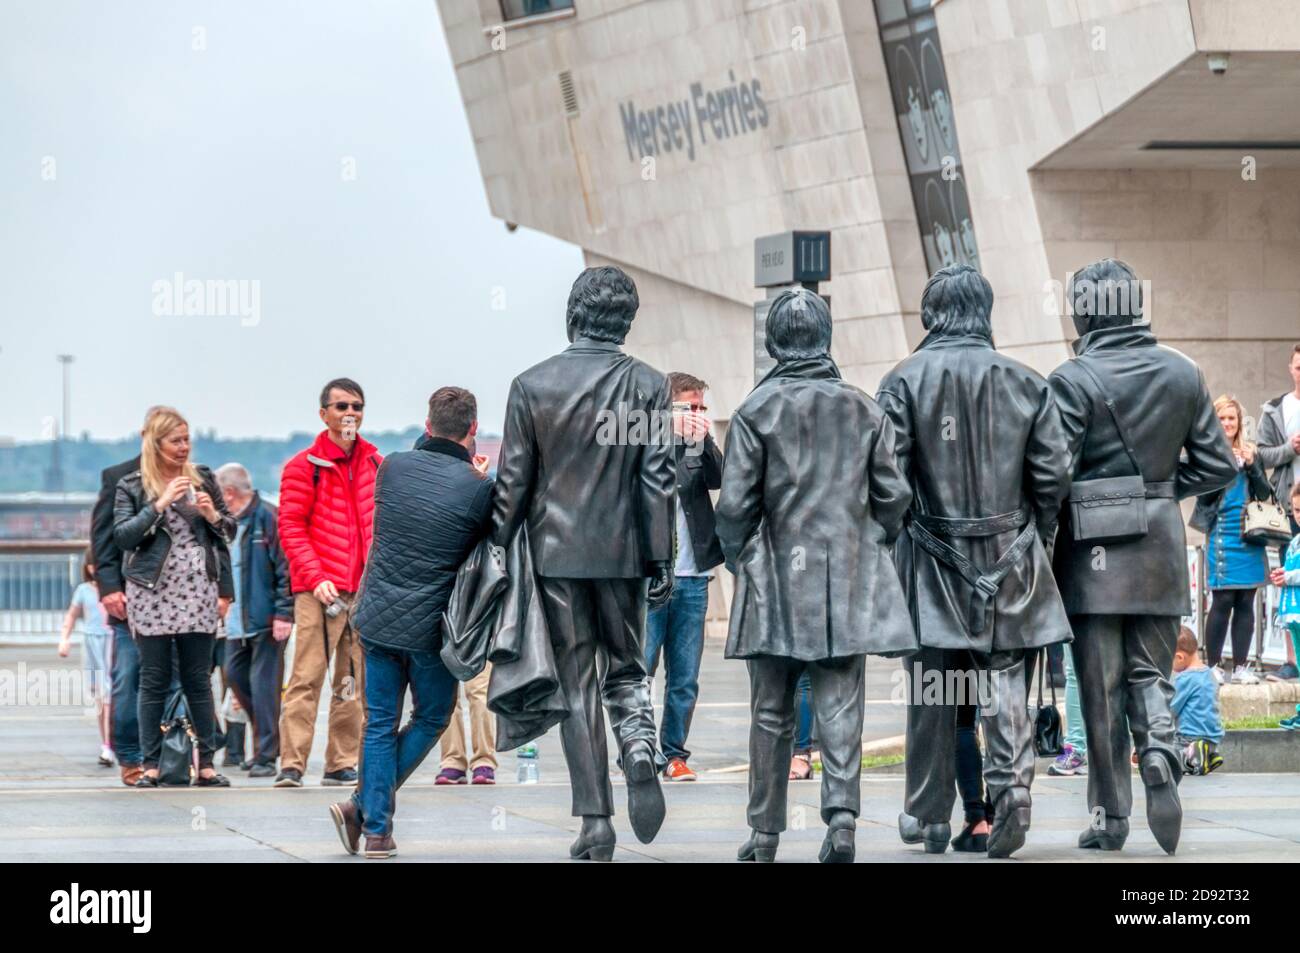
[326,401,365,412]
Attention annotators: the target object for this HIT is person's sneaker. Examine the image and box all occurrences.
[97,747,114,767]
[471,766,496,785]
[1231,665,1261,685]
[1211,666,1226,686]
[1280,709,1300,730]
[364,834,397,859]
[322,768,358,786]
[274,768,303,788]
[248,762,277,778]
[663,757,697,782]
[435,768,467,786]
[1266,662,1300,682]
[1047,744,1086,776]
[328,800,361,855]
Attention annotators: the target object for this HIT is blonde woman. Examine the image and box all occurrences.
[1190,395,1273,684]
[112,407,237,786]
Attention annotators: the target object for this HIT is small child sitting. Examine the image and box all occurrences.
[1273,482,1300,729]
[1171,625,1224,775]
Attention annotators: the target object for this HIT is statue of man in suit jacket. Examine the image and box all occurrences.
[492,266,676,862]
[1049,258,1237,854]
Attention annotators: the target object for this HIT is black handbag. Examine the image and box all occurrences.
[1067,359,1149,544]
[157,688,199,786]
[1031,650,1063,757]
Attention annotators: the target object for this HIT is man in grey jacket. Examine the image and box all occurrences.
[1258,344,1300,534]
[1258,344,1300,678]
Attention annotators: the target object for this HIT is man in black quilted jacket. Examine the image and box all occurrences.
[328,387,494,859]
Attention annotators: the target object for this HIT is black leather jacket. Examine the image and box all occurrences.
[90,454,140,617]
[674,435,725,572]
[112,464,236,598]
[492,337,676,578]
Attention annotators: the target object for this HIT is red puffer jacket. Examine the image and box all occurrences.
[278,431,382,595]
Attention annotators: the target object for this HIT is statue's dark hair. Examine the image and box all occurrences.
[1069,258,1143,331]
[920,264,993,338]
[566,266,639,344]
[765,288,832,362]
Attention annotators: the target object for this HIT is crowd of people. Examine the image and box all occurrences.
[54,260,1300,862]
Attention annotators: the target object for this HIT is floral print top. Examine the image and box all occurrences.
[127,504,220,636]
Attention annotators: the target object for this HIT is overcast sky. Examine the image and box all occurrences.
[0,1,583,442]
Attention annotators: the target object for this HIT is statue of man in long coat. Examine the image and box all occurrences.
[877,264,1073,858]
[717,288,916,864]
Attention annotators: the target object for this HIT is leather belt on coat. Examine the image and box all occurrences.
[907,507,1037,636]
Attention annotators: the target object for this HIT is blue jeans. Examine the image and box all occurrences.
[109,622,141,765]
[644,575,709,761]
[352,641,459,837]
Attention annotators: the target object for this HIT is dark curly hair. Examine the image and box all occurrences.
[566,266,639,344]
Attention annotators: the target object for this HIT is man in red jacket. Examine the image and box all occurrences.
[274,378,382,787]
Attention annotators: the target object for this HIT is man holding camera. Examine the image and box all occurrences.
[275,378,382,788]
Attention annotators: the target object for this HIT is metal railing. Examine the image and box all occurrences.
[0,541,87,640]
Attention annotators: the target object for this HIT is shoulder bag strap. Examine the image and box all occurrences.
[1073,357,1144,479]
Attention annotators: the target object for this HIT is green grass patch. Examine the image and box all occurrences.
[1224,715,1290,730]
[808,753,905,773]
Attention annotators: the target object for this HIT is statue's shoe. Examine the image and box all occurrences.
[1140,752,1182,855]
[819,811,856,864]
[737,830,779,863]
[987,787,1031,859]
[623,742,666,844]
[898,812,951,853]
[569,815,616,862]
[1078,815,1129,850]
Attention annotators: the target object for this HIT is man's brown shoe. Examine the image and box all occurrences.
[364,834,397,859]
[121,764,144,787]
[329,801,361,855]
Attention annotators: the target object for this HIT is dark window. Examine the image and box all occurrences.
[500,0,574,21]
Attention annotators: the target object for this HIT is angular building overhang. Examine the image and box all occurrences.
[1036,52,1300,170]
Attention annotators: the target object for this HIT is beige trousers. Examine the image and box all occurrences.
[439,664,497,771]
[278,592,365,774]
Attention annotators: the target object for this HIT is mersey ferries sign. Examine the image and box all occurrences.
[619,70,769,163]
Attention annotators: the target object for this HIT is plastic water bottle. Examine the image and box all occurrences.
[516,742,540,784]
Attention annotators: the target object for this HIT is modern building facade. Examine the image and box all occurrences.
[438,0,1299,428]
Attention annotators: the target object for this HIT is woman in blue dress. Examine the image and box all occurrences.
[1191,395,1273,683]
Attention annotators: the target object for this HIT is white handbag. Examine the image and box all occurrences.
[1242,496,1293,546]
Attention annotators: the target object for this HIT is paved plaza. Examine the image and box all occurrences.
[4,642,1300,863]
